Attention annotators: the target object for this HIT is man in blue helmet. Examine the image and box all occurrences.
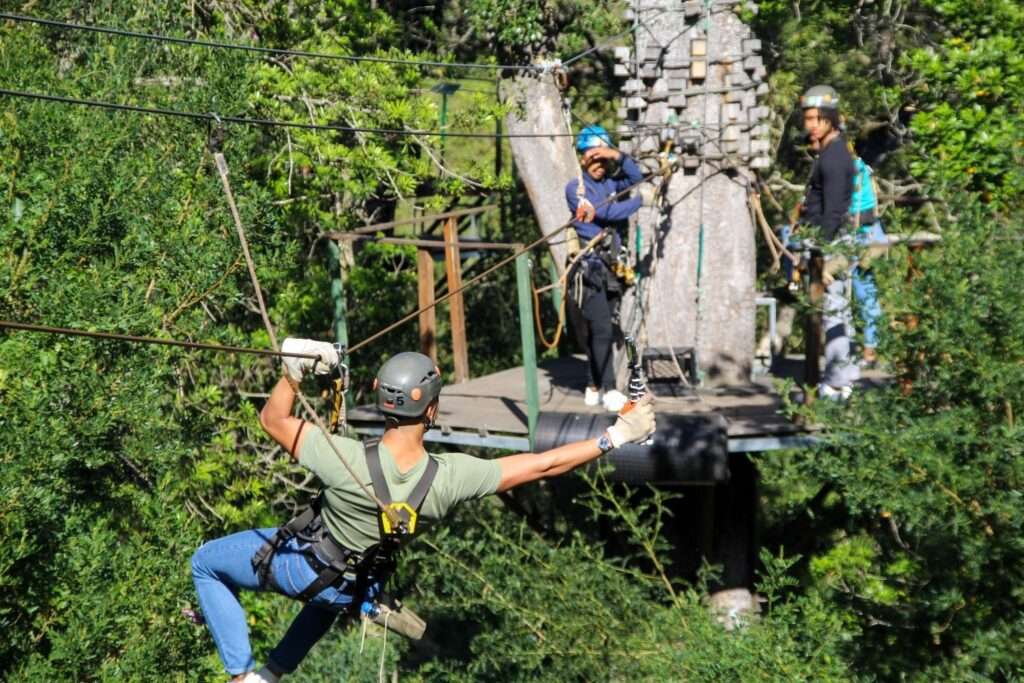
[191,340,656,682]
[563,124,648,412]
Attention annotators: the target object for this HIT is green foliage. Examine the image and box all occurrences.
[4,0,1024,681]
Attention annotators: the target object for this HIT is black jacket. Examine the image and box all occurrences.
[802,135,855,241]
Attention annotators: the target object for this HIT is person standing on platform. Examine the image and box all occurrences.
[564,125,650,412]
[797,85,860,400]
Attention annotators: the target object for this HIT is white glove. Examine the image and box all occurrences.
[606,394,656,447]
[280,337,339,381]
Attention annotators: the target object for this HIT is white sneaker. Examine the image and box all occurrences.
[602,389,629,412]
[243,666,281,683]
[818,383,852,401]
[584,386,602,406]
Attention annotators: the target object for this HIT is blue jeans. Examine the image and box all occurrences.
[851,221,886,349]
[191,528,360,676]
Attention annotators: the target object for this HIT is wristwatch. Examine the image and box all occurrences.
[597,431,614,453]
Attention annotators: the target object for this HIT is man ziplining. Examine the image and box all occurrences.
[191,339,656,682]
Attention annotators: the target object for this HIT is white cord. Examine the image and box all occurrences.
[378,609,391,683]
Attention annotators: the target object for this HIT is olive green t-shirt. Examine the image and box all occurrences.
[298,429,501,553]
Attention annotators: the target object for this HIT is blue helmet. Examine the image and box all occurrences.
[576,125,612,153]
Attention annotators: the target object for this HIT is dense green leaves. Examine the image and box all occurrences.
[3,0,1024,680]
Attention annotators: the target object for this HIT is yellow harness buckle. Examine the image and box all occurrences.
[381,502,418,535]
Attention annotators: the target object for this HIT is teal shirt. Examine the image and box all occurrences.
[298,430,501,553]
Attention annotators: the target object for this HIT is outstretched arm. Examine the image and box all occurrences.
[494,396,656,492]
[495,439,604,492]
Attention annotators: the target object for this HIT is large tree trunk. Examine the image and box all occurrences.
[617,2,769,387]
[500,72,577,272]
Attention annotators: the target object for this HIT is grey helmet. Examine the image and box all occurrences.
[374,352,443,419]
[800,85,840,110]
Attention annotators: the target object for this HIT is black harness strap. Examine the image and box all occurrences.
[251,439,439,606]
[365,440,439,530]
[251,504,319,593]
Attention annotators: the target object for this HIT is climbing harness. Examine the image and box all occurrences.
[251,440,438,607]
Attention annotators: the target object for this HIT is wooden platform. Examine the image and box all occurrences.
[347,354,886,452]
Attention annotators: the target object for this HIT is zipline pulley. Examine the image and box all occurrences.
[321,342,349,433]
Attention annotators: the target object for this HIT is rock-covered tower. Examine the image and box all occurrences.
[615,0,769,386]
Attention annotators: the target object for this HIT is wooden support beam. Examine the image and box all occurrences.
[417,248,438,364]
[444,217,469,383]
[804,252,824,401]
[351,204,497,235]
[327,233,517,250]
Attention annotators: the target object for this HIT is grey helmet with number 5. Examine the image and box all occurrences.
[374,352,443,420]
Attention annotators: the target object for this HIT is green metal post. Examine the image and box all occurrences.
[439,93,449,163]
[516,251,540,450]
[545,258,563,313]
[327,241,349,348]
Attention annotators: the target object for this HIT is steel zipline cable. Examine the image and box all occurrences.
[0,88,581,140]
[0,12,536,72]
[0,11,655,74]
[0,320,319,360]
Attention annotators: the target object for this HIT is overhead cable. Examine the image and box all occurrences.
[0,320,319,360]
[0,88,577,139]
[0,12,535,72]
[0,11,647,74]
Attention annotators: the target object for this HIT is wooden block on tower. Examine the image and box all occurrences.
[691,39,707,57]
[690,60,707,80]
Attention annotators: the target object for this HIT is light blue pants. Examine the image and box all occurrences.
[191,528,358,676]
[851,221,886,349]
[822,221,887,388]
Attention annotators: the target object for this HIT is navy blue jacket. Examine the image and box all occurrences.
[802,135,855,241]
[564,154,644,246]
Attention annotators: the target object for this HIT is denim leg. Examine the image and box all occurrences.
[267,604,340,674]
[852,221,886,349]
[851,266,881,348]
[191,528,279,675]
[822,277,860,389]
[191,529,355,676]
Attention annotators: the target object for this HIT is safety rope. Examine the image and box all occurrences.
[213,149,395,520]
[530,231,607,350]
[749,191,797,273]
